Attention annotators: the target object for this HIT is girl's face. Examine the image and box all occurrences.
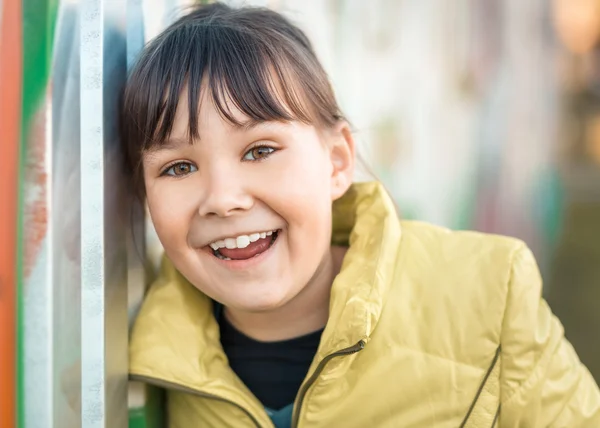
[142,88,354,312]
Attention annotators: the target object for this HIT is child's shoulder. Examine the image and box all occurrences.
[399,219,525,263]
[393,219,533,312]
[382,220,538,365]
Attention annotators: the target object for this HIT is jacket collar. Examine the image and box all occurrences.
[317,181,401,357]
[130,181,401,391]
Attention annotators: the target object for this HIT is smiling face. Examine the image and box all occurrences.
[121,3,356,318]
[143,88,354,313]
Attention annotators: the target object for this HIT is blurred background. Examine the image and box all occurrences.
[0,0,598,426]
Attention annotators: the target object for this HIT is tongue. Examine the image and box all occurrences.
[219,236,273,260]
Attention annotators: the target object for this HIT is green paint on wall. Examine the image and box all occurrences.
[18,1,59,426]
[128,386,165,428]
[21,0,59,131]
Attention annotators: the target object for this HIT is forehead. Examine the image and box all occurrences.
[171,82,263,133]
[146,86,319,154]
[146,68,316,151]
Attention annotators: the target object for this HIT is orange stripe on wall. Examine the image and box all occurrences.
[0,0,22,426]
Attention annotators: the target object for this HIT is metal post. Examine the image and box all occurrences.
[80,0,128,426]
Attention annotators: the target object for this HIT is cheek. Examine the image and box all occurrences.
[270,146,332,199]
[268,151,333,236]
[281,149,332,210]
[146,182,196,248]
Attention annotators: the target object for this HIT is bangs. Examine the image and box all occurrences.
[120,3,344,197]
[123,18,327,153]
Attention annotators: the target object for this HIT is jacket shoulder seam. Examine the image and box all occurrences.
[459,346,502,428]
[499,241,535,404]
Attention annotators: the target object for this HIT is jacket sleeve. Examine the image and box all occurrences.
[500,243,600,427]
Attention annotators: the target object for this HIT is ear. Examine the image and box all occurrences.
[329,121,355,201]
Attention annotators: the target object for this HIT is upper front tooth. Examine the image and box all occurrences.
[237,235,250,248]
[214,232,272,250]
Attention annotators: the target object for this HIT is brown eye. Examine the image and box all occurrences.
[243,146,275,161]
[163,162,197,177]
[175,163,190,175]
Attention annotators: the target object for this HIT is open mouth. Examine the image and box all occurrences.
[211,230,280,261]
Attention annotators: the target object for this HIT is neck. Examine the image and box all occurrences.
[223,246,347,342]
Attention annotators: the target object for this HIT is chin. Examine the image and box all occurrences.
[231,287,294,313]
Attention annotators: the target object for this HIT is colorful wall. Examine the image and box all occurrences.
[0,0,156,426]
[0,1,22,426]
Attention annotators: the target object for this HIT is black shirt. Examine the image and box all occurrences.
[218,309,323,410]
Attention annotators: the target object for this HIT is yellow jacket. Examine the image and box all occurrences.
[130,182,600,427]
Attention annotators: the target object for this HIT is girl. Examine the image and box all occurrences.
[122,3,600,427]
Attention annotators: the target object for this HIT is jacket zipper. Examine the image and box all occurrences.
[129,374,263,428]
[291,339,366,428]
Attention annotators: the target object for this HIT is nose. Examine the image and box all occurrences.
[197,168,254,218]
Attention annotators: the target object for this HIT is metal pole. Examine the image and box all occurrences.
[80,0,128,426]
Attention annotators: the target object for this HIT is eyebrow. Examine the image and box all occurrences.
[146,119,291,153]
[146,137,190,153]
[235,119,290,132]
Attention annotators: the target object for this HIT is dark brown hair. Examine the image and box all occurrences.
[120,2,345,196]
